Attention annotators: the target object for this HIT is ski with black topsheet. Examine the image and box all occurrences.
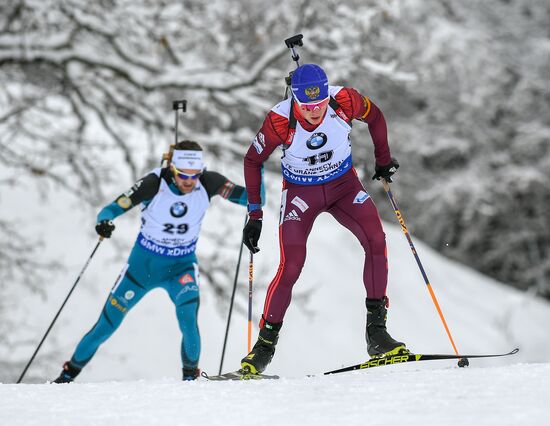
[323,348,519,375]
[204,348,519,380]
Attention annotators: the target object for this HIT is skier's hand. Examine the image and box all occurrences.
[95,220,115,238]
[372,157,399,183]
[243,219,262,254]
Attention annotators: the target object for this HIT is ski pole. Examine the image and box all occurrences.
[283,34,303,98]
[173,99,186,144]
[381,179,469,367]
[162,100,187,166]
[17,238,104,383]
[218,215,248,374]
[247,251,254,353]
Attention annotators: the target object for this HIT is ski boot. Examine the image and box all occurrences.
[52,361,81,384]
[240,319,282,374]
[365,297,407,357]
[182,367,200,381]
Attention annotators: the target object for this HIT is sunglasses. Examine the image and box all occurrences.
[295,96,330,111]
[172,165,202,180]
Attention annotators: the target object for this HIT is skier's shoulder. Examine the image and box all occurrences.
[270,98,292,120]
[143,167,169,190]
[262,102,290,143]
[331,86,367,121]
[119,167,165,206]
[329,85,345,98]
[141,167,174,194]
[332,86,363,105]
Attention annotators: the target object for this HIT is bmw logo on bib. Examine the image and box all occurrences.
[306,132,327,150]
[170,202,188,218]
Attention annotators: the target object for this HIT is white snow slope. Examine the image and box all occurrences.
[2,172,550,425]
[2,363,550,426]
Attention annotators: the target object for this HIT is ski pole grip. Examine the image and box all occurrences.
[172,100,187,112]
[285,34,303,48]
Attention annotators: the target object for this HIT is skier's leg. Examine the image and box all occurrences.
[242,184,323,374]
[261,185,324,324]
[327,171,405,356]
[53,247,151,382]
[327,174,388,299]
[165,261,201,380]
[70,269,149,368]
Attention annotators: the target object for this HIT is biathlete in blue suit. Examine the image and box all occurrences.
[53,140,251,382]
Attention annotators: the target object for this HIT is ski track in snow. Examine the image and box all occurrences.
[1,363,549,426]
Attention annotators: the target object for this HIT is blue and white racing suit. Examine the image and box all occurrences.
[69,167,250,372]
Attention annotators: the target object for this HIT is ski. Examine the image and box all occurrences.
[202,369,280,381]
[204,348,519,380]
[324,348,520,375]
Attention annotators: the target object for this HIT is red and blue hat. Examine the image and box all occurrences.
[291,64,329,103]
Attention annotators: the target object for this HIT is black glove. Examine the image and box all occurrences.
[243,219,262,254]
[95,220,115,238]
[372,157,400,183]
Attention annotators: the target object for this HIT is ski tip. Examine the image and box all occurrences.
[510,348,520,355]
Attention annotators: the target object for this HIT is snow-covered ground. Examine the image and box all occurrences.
[2,168,550,425]
[2,363,550,425]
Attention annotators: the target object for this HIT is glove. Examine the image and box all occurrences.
[372,157,400,183]
[95,220,115,238]
[243,219,262,254]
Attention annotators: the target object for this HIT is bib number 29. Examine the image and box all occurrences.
[163,223,188,234]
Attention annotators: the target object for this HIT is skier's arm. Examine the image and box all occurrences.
[97,173,161,222]
[335,87,392,166]
[244,112,286,219]
[199,170,265,207]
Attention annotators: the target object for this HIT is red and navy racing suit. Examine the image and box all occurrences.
[244,86,393,326]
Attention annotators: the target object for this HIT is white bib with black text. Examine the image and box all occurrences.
[138,168,210,257]
[273,86,353,185]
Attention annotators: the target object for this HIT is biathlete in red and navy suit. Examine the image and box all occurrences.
[240,64,407,375]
